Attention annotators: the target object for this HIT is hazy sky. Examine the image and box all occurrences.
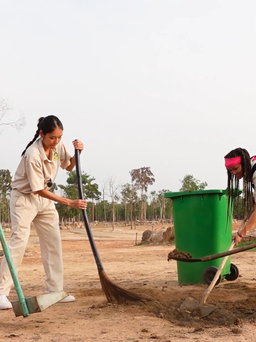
[1,1,256,197]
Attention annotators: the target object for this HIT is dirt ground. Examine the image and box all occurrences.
[1,221,256,342]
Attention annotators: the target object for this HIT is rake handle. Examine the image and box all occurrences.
[0,224,30,316]
[199,220,245,306]
[74,148,104,272]
[199,241,235,306]
[169,242,256,262]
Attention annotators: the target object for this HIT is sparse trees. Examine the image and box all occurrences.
[121,183,139,229]
[106,177,119,231]
[130,167,155,222]
[149,189,171,221]
[52,171,208,223]
[156,189,170,222]
[0,99,24,222]
[0,169,12,222]
[101,184,107,222]
[83,174,101,222]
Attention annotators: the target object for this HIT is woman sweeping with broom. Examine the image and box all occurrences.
[0,115,87,310]
[224,147,256,245]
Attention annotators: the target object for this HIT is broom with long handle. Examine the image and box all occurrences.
[74,148,142,303]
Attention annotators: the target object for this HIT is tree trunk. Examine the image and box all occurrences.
[111,201,115,231]
[140,202,143,222]
[104,202,107,221]
[91,202,95,222]
[130,203,133,229]
[124,203,127,221]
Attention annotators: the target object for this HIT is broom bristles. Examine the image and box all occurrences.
[98,270,145,303]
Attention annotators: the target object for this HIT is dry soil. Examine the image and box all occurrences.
[0,222,256,342]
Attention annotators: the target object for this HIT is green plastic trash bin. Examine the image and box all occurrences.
[164,189,234,285]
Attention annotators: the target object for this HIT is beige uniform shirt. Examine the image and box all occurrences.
[11,138,72,194]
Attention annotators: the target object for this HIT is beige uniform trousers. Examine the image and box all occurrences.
[0,190,63,295]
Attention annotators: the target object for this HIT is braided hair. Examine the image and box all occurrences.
[224,147,254,220]
[21,115,63,156]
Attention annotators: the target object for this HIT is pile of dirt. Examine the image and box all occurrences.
[167,248,193,261]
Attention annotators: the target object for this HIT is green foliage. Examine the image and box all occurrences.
[95,200,111,221]
[148,189,172,220]
[121,183,138,204]
[0,169,12,198]
[179,174,208,192]
[121,183,139,222]
[56,170,101,220]
[0,169,12,222]
[130,167,155,221]
[58,171,101,200]
[0,166,211,223]
[232,194,251,220]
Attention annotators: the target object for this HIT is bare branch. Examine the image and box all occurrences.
[0,98,26,133]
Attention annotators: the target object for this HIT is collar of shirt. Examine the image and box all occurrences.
[37,138,56,163]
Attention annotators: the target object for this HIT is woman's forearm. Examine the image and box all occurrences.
[66,155,76,171]
[36,189,71,206]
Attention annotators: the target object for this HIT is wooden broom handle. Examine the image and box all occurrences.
[199,241,235,306]
[199,220,245,306]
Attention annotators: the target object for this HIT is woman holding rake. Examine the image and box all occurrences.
[224,147,256,245]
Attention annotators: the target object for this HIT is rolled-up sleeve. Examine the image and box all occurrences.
[59,142,72,170]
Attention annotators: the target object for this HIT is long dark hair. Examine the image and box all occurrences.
[224,147,253,220]
[21,115,63,156]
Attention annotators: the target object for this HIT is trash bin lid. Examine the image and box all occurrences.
[164,189,227,199]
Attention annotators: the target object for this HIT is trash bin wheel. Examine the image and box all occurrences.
[203,266,221,286]
[225,263,239,281]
